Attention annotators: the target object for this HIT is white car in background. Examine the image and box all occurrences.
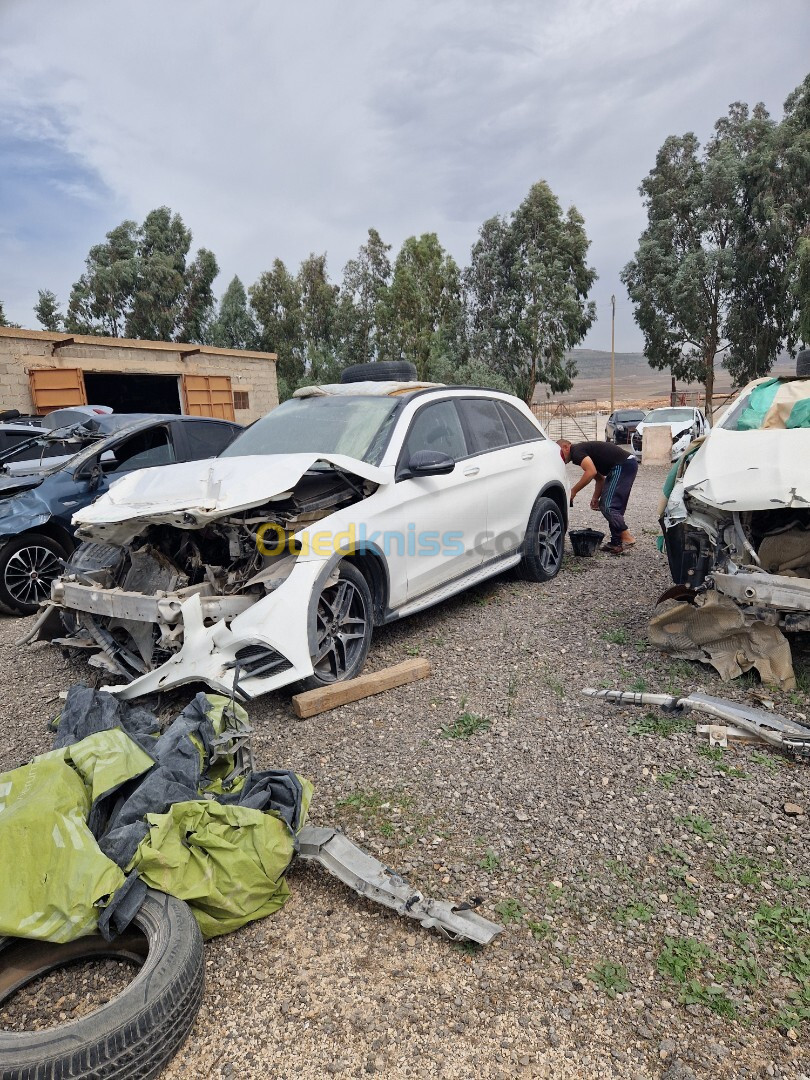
[34,368,569,700]
[631,406,710,461]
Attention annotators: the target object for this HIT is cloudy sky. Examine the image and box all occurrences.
[1,0,808,350]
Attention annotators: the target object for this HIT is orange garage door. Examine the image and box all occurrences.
[29,368,87,414]
[181,375,235,420]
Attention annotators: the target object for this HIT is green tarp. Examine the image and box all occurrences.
[0,729,153,942]
[129,791,312,939]
[735,378,780,430]
[0,692,312,943]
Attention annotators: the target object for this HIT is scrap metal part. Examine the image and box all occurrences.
[296,825,502,945]
[583,688,810,759]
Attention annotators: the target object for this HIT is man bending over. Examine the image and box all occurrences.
[557,439,638,555]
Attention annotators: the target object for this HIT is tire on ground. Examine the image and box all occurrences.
[518,495,566,582]
[0,533,69,617]
[339,361,418,384]
[0,889,205,1080]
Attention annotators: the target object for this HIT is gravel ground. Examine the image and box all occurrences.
[1,463,809,1079]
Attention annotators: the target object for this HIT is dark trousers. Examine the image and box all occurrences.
[599,457,638,544]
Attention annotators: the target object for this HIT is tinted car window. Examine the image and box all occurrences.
[105,427,175,473]
[458,398,509,453]
[401,401,467,462]
[495,401,545,444]
[180,420,239,460]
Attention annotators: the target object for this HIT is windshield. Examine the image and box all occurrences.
[221,396,401,464]
[614,410,644,422]
[643,408,694,423]
[0,431,93,474]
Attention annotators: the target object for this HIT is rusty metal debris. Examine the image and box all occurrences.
[583,687,810,760]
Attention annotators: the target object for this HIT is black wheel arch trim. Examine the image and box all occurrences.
[305,544,388,655]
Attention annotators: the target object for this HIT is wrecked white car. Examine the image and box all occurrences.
[661,367,810,633]
[31,376,569,700]
[631,406,710,461]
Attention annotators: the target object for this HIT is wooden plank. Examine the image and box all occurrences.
[292,658,431,718]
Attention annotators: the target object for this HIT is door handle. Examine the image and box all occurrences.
[463,466,480,477]
[521,451,534,460]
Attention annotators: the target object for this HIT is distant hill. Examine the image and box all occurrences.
[532,349,799,404]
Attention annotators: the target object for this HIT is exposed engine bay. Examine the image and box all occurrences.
[662,507,810,630]
[33,468,371,689]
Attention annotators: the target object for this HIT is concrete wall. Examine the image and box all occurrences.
[0,328,278,422]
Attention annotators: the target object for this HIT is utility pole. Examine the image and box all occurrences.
[610,294,616,414]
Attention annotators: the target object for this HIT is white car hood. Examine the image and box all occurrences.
[75,453,389,528]
[681,428,810,511]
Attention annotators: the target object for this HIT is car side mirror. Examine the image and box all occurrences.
[82,463,103,491]
[398,450,455,480]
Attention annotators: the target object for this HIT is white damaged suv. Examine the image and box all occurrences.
[32,372,569,700]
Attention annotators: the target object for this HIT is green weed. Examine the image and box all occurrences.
[615,902,654,924]
[713,855,764,889]
[657,767,695,789]
[601,629,628,645]
[628,712,693,738]
[698,745,725,763]
[679,980,737,1018]
[494,899,525,924]
[750,751,783,771]
[588,959,630,998]
[678,814,716,840]
[441,711,491,739]
[752,902,810,946]
[478,848,501,872]
[527,919,553,941]
[657,936,711,982]
[673,890,699,917]
[605,857,633,881]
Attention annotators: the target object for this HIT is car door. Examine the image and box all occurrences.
[387,399,488,603]
[456,397,540,562]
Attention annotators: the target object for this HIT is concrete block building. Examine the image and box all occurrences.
[0,327,278,422]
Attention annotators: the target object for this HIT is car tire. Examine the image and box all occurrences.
[340,361,418,384]
[797,349,810,377]
[0,889,204,1080]
[0,533,69,616]
[304,561,374,689]
[518,496,565,582]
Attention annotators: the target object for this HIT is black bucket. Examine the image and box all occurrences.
[569,528,605,557]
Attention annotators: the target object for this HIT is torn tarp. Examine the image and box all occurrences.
[0,728,153,943]
[0,686,311,943]
[649,591,796,689]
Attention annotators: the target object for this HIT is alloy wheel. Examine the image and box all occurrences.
[4,544,62,607]
[312,576,369,682]
[536,510,563,574]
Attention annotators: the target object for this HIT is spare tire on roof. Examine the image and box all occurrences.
[340,361,418,384]
[797,349,810,377]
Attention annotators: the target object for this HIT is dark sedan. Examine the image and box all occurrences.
[0,414,241,614]
[605,409,645,444]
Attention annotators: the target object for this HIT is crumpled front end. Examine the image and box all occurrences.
[661,429,810,631]
[32,462,378,698]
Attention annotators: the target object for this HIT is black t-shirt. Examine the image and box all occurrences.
[570,441,632,476]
